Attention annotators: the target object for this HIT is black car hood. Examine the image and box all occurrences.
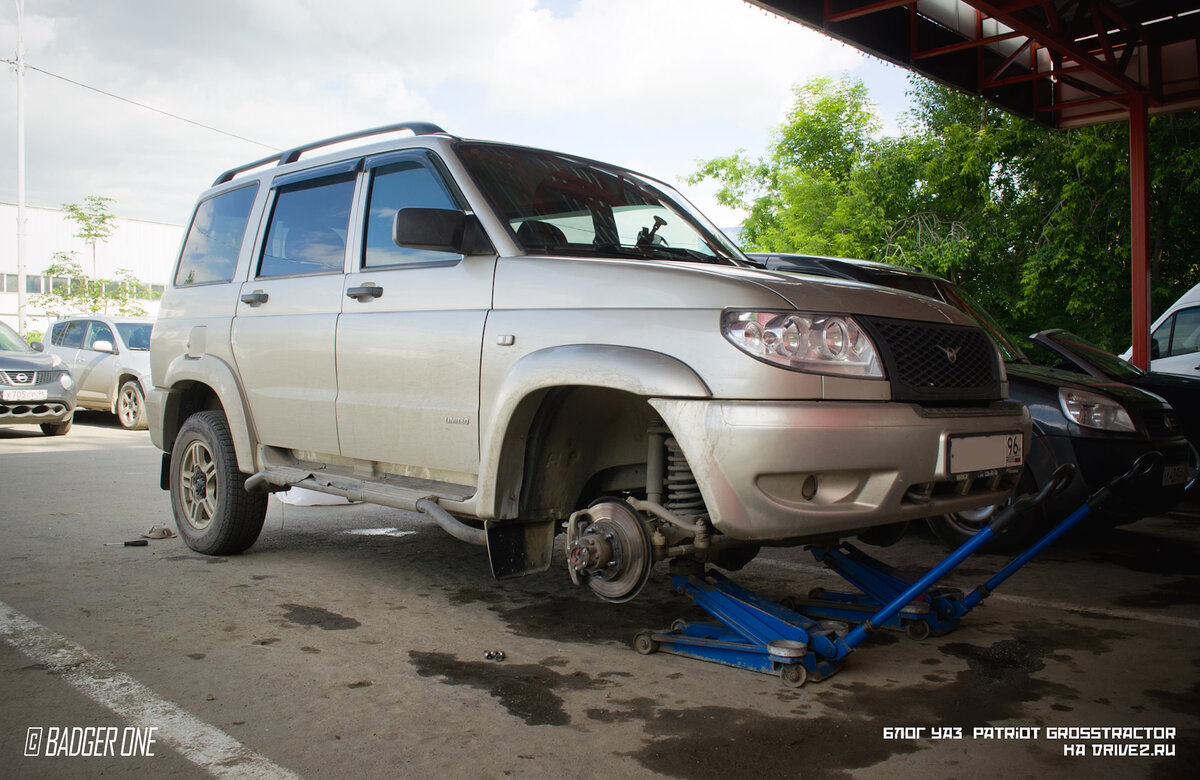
[1006,361,1170,411]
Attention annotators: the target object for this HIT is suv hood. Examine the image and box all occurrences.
[703,263,974,326]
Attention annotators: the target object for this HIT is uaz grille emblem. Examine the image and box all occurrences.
[938,346,960,364]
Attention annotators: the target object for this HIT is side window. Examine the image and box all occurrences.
[1151,317,1172,359]
[85,322,114,351]
[54,321,87,349]
[1168,307,1200,356]
[259,175,355,278]
[363,159,462,268]
[175,183,259,286]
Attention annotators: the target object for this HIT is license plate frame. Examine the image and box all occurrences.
[949,433,1024,475]
[2,388,48,402]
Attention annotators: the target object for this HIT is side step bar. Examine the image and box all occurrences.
[244,466,487,546]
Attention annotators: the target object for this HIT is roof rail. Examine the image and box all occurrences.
[212,121,447,186]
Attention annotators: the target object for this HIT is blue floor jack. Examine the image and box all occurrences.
[633,455,1159,687]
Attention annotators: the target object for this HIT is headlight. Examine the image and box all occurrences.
[1058,388,1135,432]
[60,373,74,390]
[722,310,883,378]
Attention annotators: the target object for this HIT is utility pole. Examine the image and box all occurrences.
[14,0,27,337]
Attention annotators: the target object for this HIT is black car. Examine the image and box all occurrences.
[749,253,1194,549]
[1032,328,1199,490]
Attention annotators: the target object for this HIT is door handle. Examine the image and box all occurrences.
[240,291,269,305]
[346,285,384,301]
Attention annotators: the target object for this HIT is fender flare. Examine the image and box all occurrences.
[159,354,258,473]
[474,344,711,519]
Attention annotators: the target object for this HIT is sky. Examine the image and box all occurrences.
[0,0,916,230]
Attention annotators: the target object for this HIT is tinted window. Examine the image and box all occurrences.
[52,320,87,349]
[259,175,355,278]
[364,160,461,267]
[175,184,259,286]
[116,323,152,350]
[1169,307,1200,356]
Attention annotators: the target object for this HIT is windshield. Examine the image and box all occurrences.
[116,322,153,351]
[936,281,1029,363]
[456,142,745,265]
[0,321,32,353]
[1042,329,1142,380]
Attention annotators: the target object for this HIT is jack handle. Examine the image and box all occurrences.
[989,463,1076,535]
[1087,451,1162,511]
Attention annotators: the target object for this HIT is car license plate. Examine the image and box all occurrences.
[1162,462,1189,486]
[2,388,47,402]
[949,433,1023,474]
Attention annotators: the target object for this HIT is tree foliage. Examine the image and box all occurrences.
[692,75,1200,352]
[34,252,152,318]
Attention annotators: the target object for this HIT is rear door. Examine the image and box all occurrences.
[230,162,357,456]
[335,151,496,482]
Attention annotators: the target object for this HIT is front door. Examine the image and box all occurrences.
[335,152,495,483]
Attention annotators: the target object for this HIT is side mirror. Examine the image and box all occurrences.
[91,340,115,354]
[393,208,492,255]
[31,341,44,352]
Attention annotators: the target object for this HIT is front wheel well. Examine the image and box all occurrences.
[518,386,659,521]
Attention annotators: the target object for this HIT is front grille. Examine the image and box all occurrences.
[0,370,64,386]
[863,317,1000,404]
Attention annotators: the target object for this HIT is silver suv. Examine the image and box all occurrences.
[39,314,153,430]
[148,123,1030,603]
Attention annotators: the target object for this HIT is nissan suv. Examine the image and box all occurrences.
[147,123,1030,603]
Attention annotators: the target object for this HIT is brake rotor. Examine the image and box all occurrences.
[566,499,652,603]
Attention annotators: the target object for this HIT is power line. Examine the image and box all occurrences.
[16,62,282,152]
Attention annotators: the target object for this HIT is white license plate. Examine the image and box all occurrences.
[2,388,47,402]
[1163,463,1189,486]
[949,433,1024,474]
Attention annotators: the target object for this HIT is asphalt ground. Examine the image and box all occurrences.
[1,413,1197,779]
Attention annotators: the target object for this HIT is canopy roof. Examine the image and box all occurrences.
[748,1,1200,128]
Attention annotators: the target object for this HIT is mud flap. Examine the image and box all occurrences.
[487,519,556,579]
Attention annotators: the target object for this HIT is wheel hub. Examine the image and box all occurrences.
[191,469,208,500]
[565,500,652,603]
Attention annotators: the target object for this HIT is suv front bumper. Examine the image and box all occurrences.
[650,398,1031,542]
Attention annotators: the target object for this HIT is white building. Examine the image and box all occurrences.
[0,202,184,335]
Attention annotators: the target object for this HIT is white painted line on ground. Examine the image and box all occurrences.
[0,600,300,779]
[754,558,1200,630]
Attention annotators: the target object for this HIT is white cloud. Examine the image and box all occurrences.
[0,0,906,230]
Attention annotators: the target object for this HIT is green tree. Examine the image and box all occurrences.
[61,195,118,285]
[34,253,151,320]
[694,74,1200,352]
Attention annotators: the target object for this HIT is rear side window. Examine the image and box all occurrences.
[51,320,87,348]
[363,158,462,268]
[175,184,259,286]
[259,175,355,278]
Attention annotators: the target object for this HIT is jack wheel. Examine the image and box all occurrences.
[905,620,932,641]
[780,663,807,688]
[779,596,800,611]
[670,619,688,633]
[808,587,826,600]
[633,630,659,655]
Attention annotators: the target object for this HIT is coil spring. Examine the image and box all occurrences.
[665,437,708,520]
